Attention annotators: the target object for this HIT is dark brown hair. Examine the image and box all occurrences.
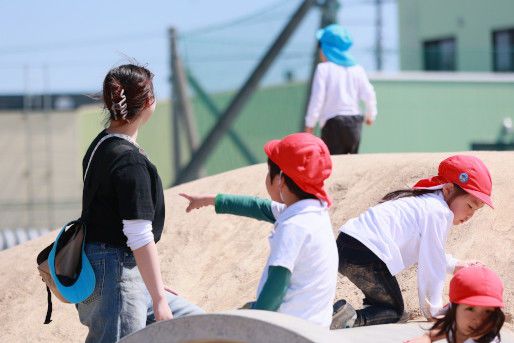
[267,158,317,201]
[430,303,504,343]
[379,184,467,204]
[103,64,155,122]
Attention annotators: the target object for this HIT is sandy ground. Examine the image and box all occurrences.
[1,151,512,342]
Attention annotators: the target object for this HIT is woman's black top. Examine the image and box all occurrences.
[81,130,165,247]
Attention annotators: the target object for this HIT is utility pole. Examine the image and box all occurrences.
[169,28,182,179]
[375,0,383,71]
[301,0,340,130]
[175,0,316,185]
[169,27,203,181]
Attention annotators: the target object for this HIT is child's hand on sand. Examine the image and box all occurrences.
[179,193,216,212]
[454,259,485,274]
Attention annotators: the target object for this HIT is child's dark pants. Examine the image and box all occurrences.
[336,232,404,327]
[321,115,363,155]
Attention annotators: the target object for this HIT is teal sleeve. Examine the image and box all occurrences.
[214,194,275,223]
[253,266,291,311]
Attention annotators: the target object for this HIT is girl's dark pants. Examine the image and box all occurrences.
[336,232,404,326]
[321,115,363,155]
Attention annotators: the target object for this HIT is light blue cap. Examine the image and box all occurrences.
[316,24,357,67]
[48,220,95,303]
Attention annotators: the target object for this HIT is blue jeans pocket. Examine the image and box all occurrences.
[82,259,105,305]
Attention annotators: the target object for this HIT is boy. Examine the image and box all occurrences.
[180,133,338,328]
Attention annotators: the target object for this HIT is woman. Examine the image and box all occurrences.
[77,64,203,342]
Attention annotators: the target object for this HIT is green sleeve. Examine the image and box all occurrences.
[253,266,291,311]
[214,194,275,223]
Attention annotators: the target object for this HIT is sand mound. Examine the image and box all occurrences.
[1,152,512,342]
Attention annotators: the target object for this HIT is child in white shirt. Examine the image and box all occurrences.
[332,155,494,329]
[181,133,338,328]
[304,24,377,155]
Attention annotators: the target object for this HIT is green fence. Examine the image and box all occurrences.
[80,78,514,187]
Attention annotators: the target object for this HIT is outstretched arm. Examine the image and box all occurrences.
[180,193,281,223]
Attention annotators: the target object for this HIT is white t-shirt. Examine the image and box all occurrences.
[257,199,339,328]
[339,191,457,318]
[304,61,377,128]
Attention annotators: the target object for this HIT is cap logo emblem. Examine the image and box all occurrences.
[459,173,469,183]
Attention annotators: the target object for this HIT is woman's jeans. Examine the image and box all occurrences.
[76,242,205,343]
[336,233,404,327]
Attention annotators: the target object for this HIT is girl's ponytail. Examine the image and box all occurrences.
[379,189,438,203]
[379,184,466,204]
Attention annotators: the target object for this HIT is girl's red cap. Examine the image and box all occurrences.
[412,155,493,208]
[450,267,504,308]
[264,133,332,207]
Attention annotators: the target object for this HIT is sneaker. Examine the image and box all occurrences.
[330,299,357,330]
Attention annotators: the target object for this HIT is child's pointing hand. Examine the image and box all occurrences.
[179,193,216,212]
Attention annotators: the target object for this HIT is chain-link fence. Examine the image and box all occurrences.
[0,110,82,250]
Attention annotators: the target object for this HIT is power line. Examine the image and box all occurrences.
[0,0,395,57]
[0,1,293,56]
[0,31,165,56]
[181,0,293,37]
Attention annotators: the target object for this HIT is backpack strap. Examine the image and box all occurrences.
[44,286,52,324]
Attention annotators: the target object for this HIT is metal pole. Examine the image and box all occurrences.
[170,27,205,179]
[175,0,316,185]
[301,0,340,131]
[23,65,34,228]
[186,70,259,165]
[43,64,54,229]
[169,28,182,180]
[375,0,383,71]
[170,28,201,153]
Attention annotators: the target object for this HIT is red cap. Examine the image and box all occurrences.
[450,267,504,308]
[412,155,493,208]
[264,133,332,207]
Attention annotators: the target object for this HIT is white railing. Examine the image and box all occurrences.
[0,228,50,251]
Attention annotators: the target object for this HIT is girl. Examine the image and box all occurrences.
[77,64,203,342]
[405,266,505,343]
[332,154,493,329]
